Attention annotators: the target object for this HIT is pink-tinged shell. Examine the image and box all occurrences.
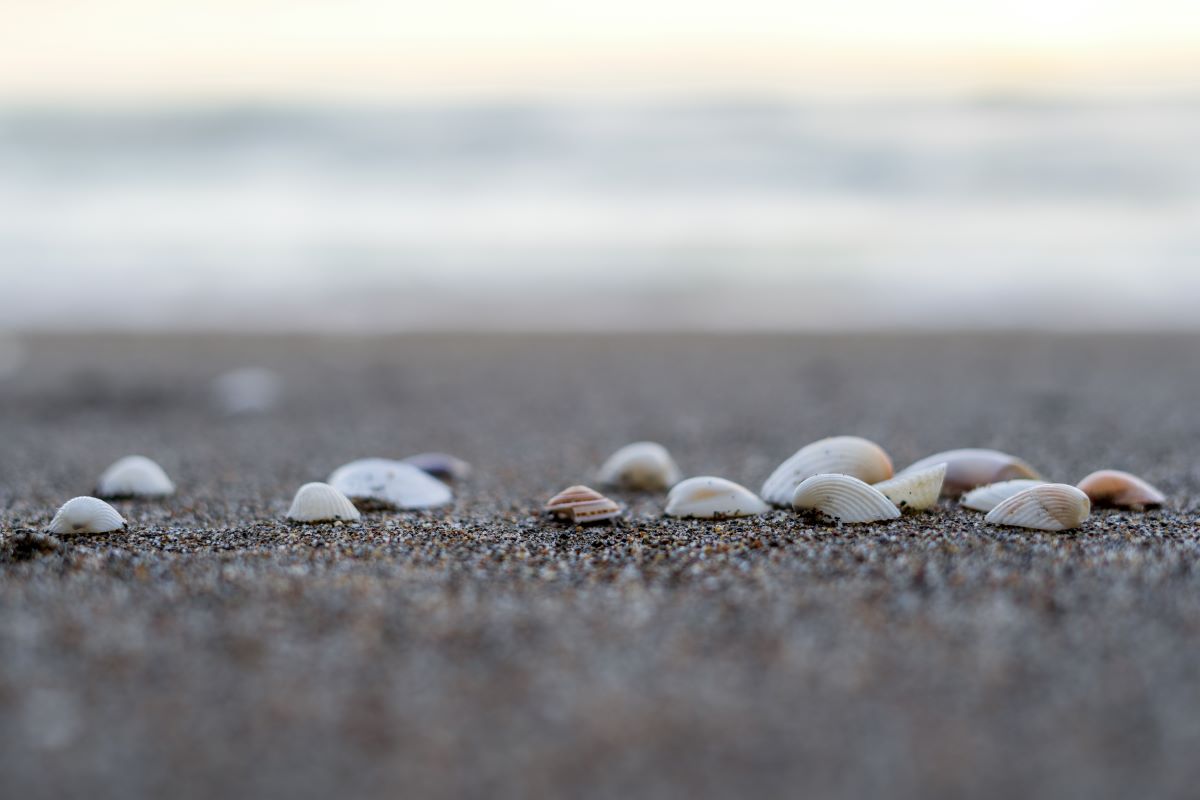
[901,448,1042,496]
[1077,470,1165,508]
[544,485,622,524]
[984,483,1090,531]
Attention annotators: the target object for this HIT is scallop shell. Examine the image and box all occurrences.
[596,441,682,492]
[664,476,769,519]
[96,455,175,498]
[984,483,1090,531]
[791,474,901,524]
[872,463,946,512]
[328,458,453,510]
[286,482,361,523]
[544,485,622,524]
[401,452,472,482]
[212,367,283,415]
[761,436,893,506]
[960,479,1046,512]
[901,449,1042,496]
[1077,470,1165,508]
[47,496,126,535]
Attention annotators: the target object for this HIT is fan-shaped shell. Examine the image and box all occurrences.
[960,479,1045,512]
[901,449,1042,496]
[212,367,283,415]
[984,483,1090,531]
[401,452,472,482]
[47,496,126,535]
[664,476,768,519]
[328,459,453,510]
[544,485,622,524]
[791,474,901,524]
[96,455,175,498]
[761,436,893,506]
[597,441,682,492]
[286,482,361,523]
[1077,470,1165,508]
[872,463,946,512]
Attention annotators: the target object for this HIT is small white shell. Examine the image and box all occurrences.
[96,455,175,498]
[597,441,682,492]
[48,496,126,535]
[286,482,361,523]
[901,449,1042,496]
[328,458,453,510]
[212,367,282,415]
[544,485,623,524]
[872,463,946,512]
[960,479,1046,512]
[664,476,769,519]
[1077,470,1165,508]
[761,436,893,506]
[791,474,901,524]
[401,452,472,482]
[985,483,1090,531]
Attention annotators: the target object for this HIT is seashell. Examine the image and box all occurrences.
[544,485,622,524]
[872,463,946,512]
[328,458,452,510]
[664,476,769,519]
[1077,470,1165,508]
[791,474,901,524]
[761,436,893,506]
[212,367,283,415]
[901,449,1042,496]
[286,482,361,523]
[597,441,682,492]
[985,483,1090,531]
[960,479,1045,512]
[47,496,126,535]
[96,455,175,498]
[401,452,472,482]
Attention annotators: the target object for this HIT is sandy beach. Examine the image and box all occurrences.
[2,332,1200,799]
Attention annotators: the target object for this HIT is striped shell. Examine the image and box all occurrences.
[328,458,452,510]
[901,449,1042,496]
[960,479,1045,512]
[761,436,893,506]
[286,482,362,523]
[96,455,175,498]
[597,441,682,492]
[401,452,472,482]
[664,476,769,519]
[1077,470,1165,508]
[985,483,1090,531]
[544,485,622,524]
[791,474,901,524]
[872,463,946,512]
[47,496,126,535]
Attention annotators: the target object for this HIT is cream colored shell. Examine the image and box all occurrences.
[286,482,361,523]
[48,496,126,535]
[596,441,682,492]
[1077,470,1165,508]
[872,463,946,512]
[96,455,175,498]
[984,483,1090,531]
[664,476,768,519]
[791,474,901,524]
[960,479,1045,512]
[901,449,1042,496]
[761,436,893,507]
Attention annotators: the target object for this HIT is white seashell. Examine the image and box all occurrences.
[985,483,1090,531]
[96,455,175,498]
[328,458,452,510]
[792,474,901,524]
[960,479,1046,512]
[47,496,126,535]
[664,476,769,519]
[901,449,1042,496]
[872,463,946,512]
[401,452,472,482]
[761,436,893,506]
[212,367,283,415]
[544,485,622,524]
[1077,470,1165,508]
[596,441,682,492]
[286,482,361,523]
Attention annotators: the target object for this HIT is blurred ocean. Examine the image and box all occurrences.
[2,96,1198,331]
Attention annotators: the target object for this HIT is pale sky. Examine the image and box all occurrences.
[1,0,1199,100]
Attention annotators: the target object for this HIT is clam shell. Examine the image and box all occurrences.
[1077,470,1165,508]
[597,441,682,492]
[212,367,282,415]
[96,455,175,498]
[544,485,622,524]
[985,483,1090,531]
[47,496,126,535]
[960,479,1045,512]
[901,449,1042,496]
[791,474,901,524]
[328,458,453,510]
[286,482,361,523]
[872,463,946,512]
[401,452,472,482]
[761,436,893,506]
[664,476,768,519]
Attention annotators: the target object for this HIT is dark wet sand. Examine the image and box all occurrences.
[2,333,1200,799]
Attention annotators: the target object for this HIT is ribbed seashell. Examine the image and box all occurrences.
[96,455,175,498]
[761,436,893,506]
[664,476,769,519]
[960,479,1046,512]
[47,496,126,535]
[901,449,1042,496]
[401,452,472,482]
[596,441,682,492]
[1077,470,1165,508]
[286,482,362,523]
[872,463,946,512]
[791,474,901,524]
[544,485,622,524]
[328,458,452,510]
[985,483,1090,531]
[212,367,283,415]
